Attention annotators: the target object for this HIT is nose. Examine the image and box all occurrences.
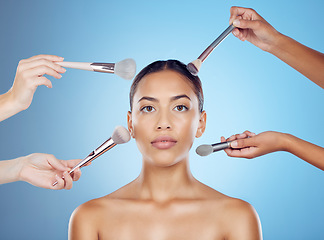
[156,110,172,130]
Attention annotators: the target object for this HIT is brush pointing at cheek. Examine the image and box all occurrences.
[53,125,131,186]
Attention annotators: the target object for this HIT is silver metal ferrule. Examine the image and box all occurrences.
[211,141,232,153]
[90,62,115,73]
[69,138,116,174]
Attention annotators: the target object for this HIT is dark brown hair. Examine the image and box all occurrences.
[129,60,204,112]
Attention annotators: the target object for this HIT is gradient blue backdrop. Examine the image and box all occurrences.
[0,0,323,239]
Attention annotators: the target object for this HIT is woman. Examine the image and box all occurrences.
[69,60,262,239]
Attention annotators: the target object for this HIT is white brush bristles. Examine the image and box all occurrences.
[112,126,131,144]
[191,59,202,71]
[196,144,213,156]
[115,58,136,80]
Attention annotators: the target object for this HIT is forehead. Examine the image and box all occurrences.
[134,70,197,99]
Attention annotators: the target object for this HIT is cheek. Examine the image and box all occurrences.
[174,113,199,139]
[132,115,152,138]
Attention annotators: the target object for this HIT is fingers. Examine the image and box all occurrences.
[17,55,67,89]
[72,168,82,181]
[224,147,255,159]
[231,137,256,149]
[243,130,256,137]
[64,159,82,168]
[46,154,69,172]
[226,132,249,142]
[229,6,260,24]
[19,58,66,74]
[35,76,53,88]
[51,172,73,190]
[52,174,65,190]
[233,19,263,32]
[63,171,73,190]
[24,65,63,79]
[22,54,64,63]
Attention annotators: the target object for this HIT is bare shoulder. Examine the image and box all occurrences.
[220,198,262,240]
[196,183,262,239]
[69,195,122,240]
[69,198,104,240]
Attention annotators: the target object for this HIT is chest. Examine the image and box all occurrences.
[98,203,227,240]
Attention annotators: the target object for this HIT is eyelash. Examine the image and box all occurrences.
[173,104,188,112]
[140,104,189,113]
[140,105,156,113]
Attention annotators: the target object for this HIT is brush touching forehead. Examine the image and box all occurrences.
[129,60,204,112]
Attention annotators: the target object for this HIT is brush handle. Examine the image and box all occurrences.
[55,61,93,71]
[52,138,116,187]
[198,24,235,62]
[211,141,232,152]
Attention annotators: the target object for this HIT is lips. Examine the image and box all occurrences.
[151,136,177,149]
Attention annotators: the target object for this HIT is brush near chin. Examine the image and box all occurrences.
[187,24,235,76]
[56,58,136,80]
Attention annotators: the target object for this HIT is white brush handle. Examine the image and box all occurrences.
[55,61,93,71]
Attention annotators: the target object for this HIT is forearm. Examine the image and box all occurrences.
[269,33,324,89]
[283,133,324,171]
[0,90,22,122]
[0,157,23,184]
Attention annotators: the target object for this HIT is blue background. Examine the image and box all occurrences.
[0,0,323,239]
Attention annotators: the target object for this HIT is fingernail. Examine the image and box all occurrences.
[233,30,238,37]
[59,57,64,60]
[231,141,238,148]
[58,74,62,78]
[233,19,240,27]
[61,68,66,73]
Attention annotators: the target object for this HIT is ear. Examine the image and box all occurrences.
[127,111,135,138]
[195,110,206,138]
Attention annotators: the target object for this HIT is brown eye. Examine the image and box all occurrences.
[141,106,155,113]
[174,105,188,112]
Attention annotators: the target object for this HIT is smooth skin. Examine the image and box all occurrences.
[229,6,324,89]
[69,70,262,240]
[0,54,82,189]
[221,131,324,171]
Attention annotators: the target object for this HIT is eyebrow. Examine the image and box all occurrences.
[138,94,191,103]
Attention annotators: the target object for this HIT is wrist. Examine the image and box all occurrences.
[267,32,289,55]
[280,133,295,153]
[14,156,26,182]
[0,90,24,121]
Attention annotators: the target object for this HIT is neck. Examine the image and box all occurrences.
[135,156,197,203]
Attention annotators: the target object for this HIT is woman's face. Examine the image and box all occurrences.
[127,70,206,167]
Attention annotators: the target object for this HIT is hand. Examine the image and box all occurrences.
[18,153,82,190]
[229,6,281,52]
[221,130,286,159]
[8,54,66,111]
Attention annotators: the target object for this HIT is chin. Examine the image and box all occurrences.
[146,150,188,168]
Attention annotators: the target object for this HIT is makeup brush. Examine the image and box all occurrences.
[52,125,131,186]
[187,24,235,76]
[196,141,232,156]
[56,58,136,80]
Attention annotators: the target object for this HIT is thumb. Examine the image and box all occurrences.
[233,19,262,30]
[230,137,256,149]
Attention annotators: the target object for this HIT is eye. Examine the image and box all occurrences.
[141,105,156,113]
[173,105,188,112]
